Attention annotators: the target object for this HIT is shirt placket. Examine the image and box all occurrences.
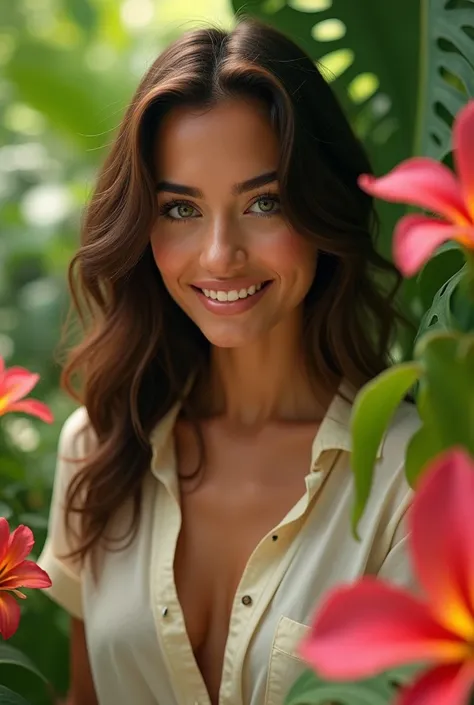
[151,470,212,705]
[218,471,327,705]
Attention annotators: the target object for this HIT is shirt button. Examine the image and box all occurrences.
[242,595,253,606]
[162,607,169,617]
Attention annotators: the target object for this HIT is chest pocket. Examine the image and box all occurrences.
[264,616,311,705]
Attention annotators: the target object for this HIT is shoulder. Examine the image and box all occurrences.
[57,406,97,462]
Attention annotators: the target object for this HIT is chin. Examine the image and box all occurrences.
[199,325,264,349]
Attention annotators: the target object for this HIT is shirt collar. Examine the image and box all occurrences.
[149,379,385,483]
[310,378,384,472]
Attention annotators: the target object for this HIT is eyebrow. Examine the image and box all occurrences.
[155,170,278,198]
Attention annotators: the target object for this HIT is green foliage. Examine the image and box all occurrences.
[351,329,474,528]
[0,644,47,684]
[231,0,420,260]
[1,0,473,702]
[349,362,422,537]
[0,686,33,705]
[284,665,422,705]
[415,0,474,159]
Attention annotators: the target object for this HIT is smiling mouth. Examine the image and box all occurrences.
[191,281,272,302]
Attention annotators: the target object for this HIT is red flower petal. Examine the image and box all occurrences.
[392,214,473,277]
[6,399,54,423]
[410,449,474,641]
[0,369,40,405]
[0,592,20,640]
[358,158,471,225]
[2,525,34,574]
[300,577,465,680]
[396,662,474,705]
[453,100,474,221]
[0,560,51,590]
[0,518,10,566]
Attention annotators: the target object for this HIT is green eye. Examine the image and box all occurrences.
[249,195,281,215]
[174,204,196,218]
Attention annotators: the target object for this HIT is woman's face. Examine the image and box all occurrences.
[150,97,317,348]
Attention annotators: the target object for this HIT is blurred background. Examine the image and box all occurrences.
[0,0,472,701]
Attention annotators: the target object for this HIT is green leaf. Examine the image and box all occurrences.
[404,422,443,487]
[415,331,474,454]
[5,40,133,156]
[404,381,443,486]
[350,362,422,538]
[285,669,396,705]
[415,0,474,160]
[0,686,32,705]
[0,643,47,683]
[415,265,467,343]
[416,241,465,310]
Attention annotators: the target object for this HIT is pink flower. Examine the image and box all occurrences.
[358,101,474,276]
[0,357,53,423]
[0,518,52,639]
[300,449,474,705]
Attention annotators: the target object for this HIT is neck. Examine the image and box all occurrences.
[198,313,335,427]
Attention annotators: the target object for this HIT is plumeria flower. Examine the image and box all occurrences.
[0,357,53,423]
[300,448,474,705]
[358,100,474,276]
[0,518,52,639]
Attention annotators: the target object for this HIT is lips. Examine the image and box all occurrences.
[191,280,273,315]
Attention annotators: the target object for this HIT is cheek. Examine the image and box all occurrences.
[150,231,193,283]
[261,227,317,280]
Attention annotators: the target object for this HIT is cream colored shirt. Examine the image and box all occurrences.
[38,389,419,705]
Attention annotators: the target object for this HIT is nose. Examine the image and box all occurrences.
[199,217,247,275]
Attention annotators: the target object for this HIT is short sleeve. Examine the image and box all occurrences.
[37,406,94,619]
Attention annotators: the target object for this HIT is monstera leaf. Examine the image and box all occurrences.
[232,0,420,173]
[415,0,474,160]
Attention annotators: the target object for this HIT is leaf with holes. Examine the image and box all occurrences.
[414,264,467,342]
[415,0,474,160]
[416,240,465,309]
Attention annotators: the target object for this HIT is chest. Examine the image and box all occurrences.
[173,421,318,703]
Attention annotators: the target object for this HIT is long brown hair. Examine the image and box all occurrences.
[61,17,407,564]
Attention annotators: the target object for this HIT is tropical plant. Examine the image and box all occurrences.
[0,361,53,705]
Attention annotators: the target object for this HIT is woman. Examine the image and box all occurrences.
[39,16,419,705]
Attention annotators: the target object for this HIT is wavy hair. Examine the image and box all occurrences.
[61,17,408,564]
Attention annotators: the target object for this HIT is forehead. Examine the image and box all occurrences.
[152,98,280,185]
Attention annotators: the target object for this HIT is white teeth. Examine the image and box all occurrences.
[200,283,266,302]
